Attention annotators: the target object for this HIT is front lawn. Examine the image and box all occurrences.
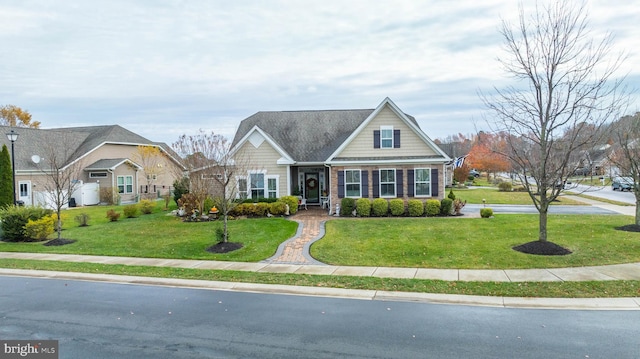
[0,203,298,262]
[311,215,640,269]
[449,187,585,205]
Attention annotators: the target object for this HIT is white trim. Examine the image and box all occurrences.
[414,167,432,198]
[266,175,279,199]
[230,125,295,164]
[327,97,451,162]
[329,158,447,166]
[344,169,362,198]
[380,125,394,149]
[379,168,396,198]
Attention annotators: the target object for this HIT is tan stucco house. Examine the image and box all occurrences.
[230,98,451,213]
[0,125,184,206]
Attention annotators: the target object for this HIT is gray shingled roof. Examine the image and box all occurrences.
[233,109,419,162]
[0,125,170,171]
[85,158,131,170]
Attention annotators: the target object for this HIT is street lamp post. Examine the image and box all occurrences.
[6,130,19,205]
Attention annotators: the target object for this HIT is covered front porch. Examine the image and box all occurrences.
[291,166,330,208]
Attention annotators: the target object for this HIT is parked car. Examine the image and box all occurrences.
[612,176,634,191]
[469,169,480,178]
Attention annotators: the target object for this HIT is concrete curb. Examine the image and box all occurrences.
[2,268,639,311]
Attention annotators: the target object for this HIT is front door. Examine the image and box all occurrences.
[305,173,320,204]
[18,181,32,205]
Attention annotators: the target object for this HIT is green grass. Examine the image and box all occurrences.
[450,187,585,205]
[1,259,638,298]
[311,215,640,269]
[0,203,298,262]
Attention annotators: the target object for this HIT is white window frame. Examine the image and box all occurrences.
[267,175,279,199]
[345,169,361,198]
[89,172,108,178]
[379,168,396,198]
[380,126,393,149]
[117,175,133,194]
[236,176,248,199]
[414,168,431,197]
[249,171,266,199]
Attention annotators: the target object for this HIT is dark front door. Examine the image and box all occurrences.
[305,173,320,204]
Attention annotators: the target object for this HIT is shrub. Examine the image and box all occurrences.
[467,175,475,181]
[252,203,270,217]
[24,215,55,241]
[177,193,199,217]
[74,213,90,227]
[425,199,441,217]
[173,177,190,206]
[242,197,278,204]
[280,196,299,215]
[407,200,424,217]
[498,182,512,192]
[203,197,215,212]
[372,198,389,217]
[340,198,356,216]
[269,201,287,216]
[0,206,53,241]
[139,199,156,214]
[123,204,139,218]
[447,189,456,200]
[99,187,120,205]
[513,185,527,192]
[106,209,120,222]
[453,198,467,215]
[440,198,453,215]
[480,208,494,218]
[355,198,371,217]
[389,199,405,216]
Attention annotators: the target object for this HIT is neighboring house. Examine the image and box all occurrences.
[0,125,184,206]
[230,98,451,213]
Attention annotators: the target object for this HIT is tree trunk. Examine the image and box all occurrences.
[635,197,640,226]
[538,204,549,242]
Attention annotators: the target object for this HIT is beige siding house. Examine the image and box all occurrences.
[0,125,184,206]
[230,98,451,213]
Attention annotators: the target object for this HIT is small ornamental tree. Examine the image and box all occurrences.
[0,145,13,207]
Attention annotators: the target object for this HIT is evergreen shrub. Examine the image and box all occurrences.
[371,198,388,217]
[407,200,424,217]
[389,199,405,216]
[355,198,371,217]
[425,199,441,217]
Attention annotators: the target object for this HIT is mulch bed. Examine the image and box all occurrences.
[512,241,572,256]
[206,242,243,253]
[615,224,640,232]
[43,238,77,246]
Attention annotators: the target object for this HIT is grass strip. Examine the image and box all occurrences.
[1,259,639,299]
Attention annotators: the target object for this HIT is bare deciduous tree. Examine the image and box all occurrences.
[609,112,640,225]
[172,130,249,244]
[37,134,85,241]
[481,1,628,245]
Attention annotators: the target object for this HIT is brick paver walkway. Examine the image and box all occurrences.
[262,207,330,265]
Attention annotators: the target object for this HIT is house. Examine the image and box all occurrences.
[0,125,184,206]
[230,98,451,213]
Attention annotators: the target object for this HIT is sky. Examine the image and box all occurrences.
[1,0,638,146]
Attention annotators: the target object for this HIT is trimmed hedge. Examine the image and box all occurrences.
[440,198,453,215]
[407,200,424,217]
[355,198,371,217]
[425,199,441,217]
[280,196,299,215]
[389,199,405,216]
[372,198,388,217]
[340,198,356,216]
[480,208,494,218]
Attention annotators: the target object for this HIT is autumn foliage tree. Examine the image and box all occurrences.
[134,145,167,199]
[0,105,40,128]
[466,133,511,180]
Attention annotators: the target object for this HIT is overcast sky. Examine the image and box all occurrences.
[1,0,638,145]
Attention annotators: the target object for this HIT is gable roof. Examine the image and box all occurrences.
[231,98,449,164]
[0,124,182,172]
[85,158,142,171]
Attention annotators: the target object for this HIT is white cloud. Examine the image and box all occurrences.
[0,0,637,144]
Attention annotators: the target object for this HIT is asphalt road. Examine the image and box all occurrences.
[1,276,639,358]
[569,183,637,204]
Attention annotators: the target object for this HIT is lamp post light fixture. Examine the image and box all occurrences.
[6,129,19,205]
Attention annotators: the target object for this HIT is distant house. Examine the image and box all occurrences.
[230,98,451,213]
[0,125,184,206]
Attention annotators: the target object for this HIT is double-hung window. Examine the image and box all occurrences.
[414,168,431,197]
[267,177,278,198]
[380,169,396,197]
[237,177,248,199]
[250,173,265,199]
[345,169,361,197]
[117,175,133,194]
[380,126,393,149]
